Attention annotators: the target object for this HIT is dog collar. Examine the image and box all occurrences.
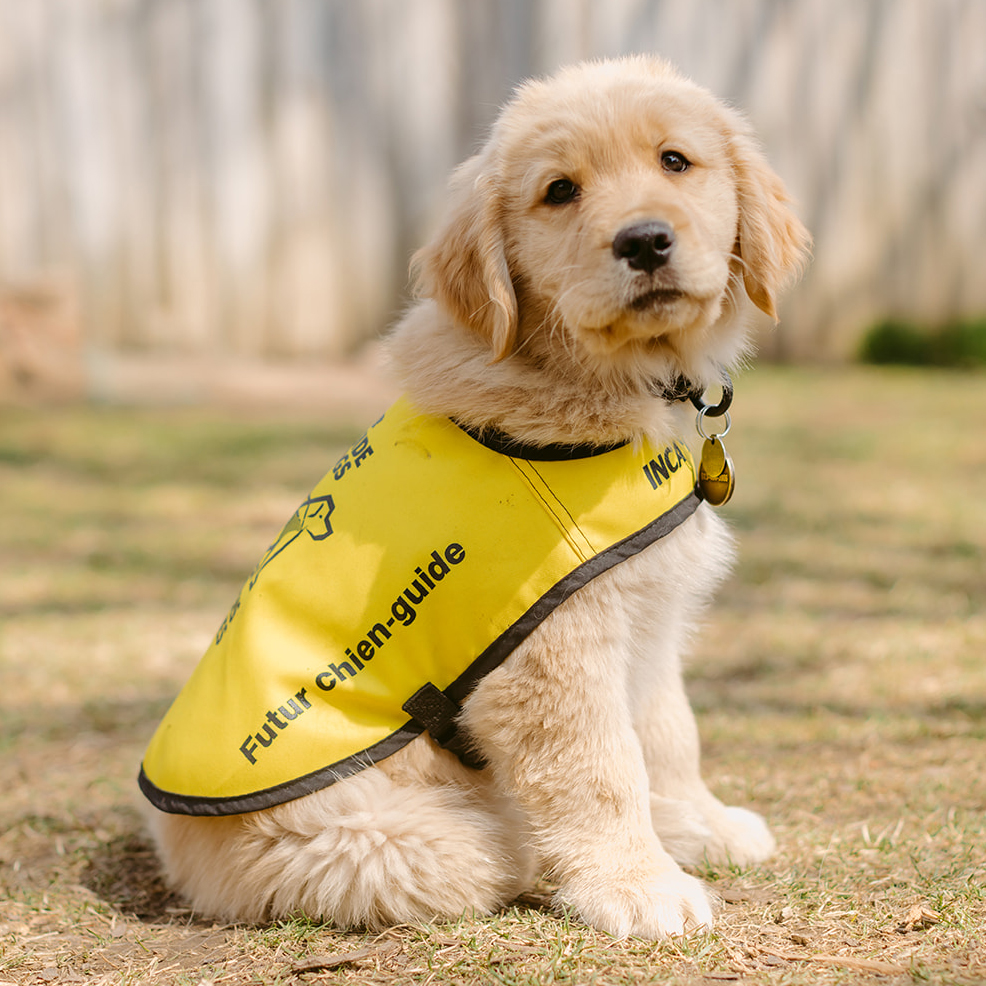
[655,371,734,417]
[453,421,628,460]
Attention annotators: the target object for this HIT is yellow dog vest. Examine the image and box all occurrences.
[139,396,701,816]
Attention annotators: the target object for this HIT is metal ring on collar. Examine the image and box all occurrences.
[697,407,731,441]
[688,373,733,417]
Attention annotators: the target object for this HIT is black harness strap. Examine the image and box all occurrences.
[403,682,488,770]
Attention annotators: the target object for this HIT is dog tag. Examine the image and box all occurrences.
[698,437,735,506]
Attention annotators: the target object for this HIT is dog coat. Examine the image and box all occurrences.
[139,395,702,816]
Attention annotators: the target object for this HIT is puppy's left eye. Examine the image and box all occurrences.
[661,150,691,173]
[544,178,580,205]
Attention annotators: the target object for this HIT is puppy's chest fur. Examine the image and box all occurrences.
[621,513,732,717]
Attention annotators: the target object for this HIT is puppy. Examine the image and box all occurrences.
[140,56,809,939]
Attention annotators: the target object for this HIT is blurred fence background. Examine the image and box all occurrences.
[1,0,984,401]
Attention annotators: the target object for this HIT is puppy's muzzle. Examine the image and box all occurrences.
[612,220,675,275]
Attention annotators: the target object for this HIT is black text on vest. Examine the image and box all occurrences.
[642,443,689,489]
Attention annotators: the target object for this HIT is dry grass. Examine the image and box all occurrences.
[1,366,984,985]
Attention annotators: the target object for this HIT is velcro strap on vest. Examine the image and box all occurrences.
[402,683,487,770]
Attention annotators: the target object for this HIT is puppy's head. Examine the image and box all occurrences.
[414,56,810,386]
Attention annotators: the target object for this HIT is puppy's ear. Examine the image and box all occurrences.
[729,124,811,320]
[412,153,518,360]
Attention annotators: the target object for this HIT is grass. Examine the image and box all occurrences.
[1,365,984,985]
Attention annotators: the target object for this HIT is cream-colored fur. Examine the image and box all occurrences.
[147,56,809,939]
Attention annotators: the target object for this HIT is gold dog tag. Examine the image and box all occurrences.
[698,437,735,506]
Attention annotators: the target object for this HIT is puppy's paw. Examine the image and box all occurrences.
[650,794,715,867]
[560,865,714,940]
[704,805,776,866]
[650,795,775,869]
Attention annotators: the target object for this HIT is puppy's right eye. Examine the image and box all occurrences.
[661,150,691,173]
[545,178,579,205]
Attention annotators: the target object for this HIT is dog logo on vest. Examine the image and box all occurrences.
[249,494,336,590]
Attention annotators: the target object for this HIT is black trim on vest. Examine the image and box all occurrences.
[402,489,703,771]
[446,489,702,707]
[139,487,703,816]
[453,420,629,461]
[138,721,425,817]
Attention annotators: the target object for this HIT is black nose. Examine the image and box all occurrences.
[612,221,676,274]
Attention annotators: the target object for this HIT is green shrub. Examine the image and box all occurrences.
[859,316,986,367]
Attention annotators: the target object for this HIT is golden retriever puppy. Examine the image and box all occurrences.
[141,55,809,939]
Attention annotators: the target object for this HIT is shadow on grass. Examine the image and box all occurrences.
[82,831,190,923]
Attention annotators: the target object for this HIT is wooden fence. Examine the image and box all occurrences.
[0,0,984,394]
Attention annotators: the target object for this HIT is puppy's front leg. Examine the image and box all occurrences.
[460,586,712,939]
[632,644,776,868]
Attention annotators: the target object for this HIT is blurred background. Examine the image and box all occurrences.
[0,0,984,406]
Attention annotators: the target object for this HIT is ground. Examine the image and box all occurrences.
[1,365,984,985]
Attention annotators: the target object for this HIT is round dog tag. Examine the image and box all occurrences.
[698,437,735,506]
